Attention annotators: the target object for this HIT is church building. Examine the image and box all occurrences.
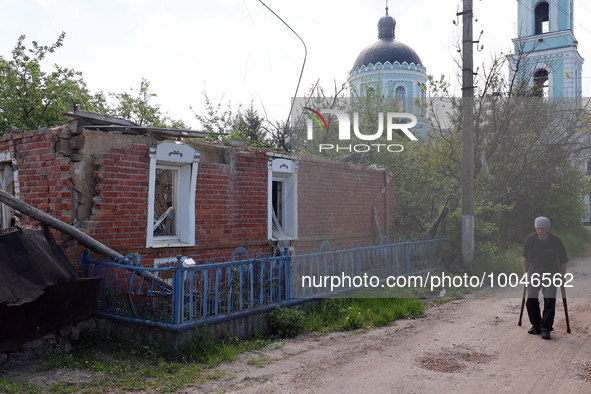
[511,0,583,97]
[349,5,429,133]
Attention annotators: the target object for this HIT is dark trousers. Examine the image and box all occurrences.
[526,271,558,330]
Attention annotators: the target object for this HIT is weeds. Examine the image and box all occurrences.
[269,307,306,338]
[303,297,423,333]
[555,226,591,257]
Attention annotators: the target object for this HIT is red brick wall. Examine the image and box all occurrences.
[0,129,72,243]
[296,157,394,253]
[1,127,395,273]
[73,144,273,269]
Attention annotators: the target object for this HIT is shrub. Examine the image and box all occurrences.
[555,226,591,257]
[269,306,306,338]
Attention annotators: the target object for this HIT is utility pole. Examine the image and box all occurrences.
[461,0,474,266]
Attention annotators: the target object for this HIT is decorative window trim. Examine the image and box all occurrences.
[146,142,199,248]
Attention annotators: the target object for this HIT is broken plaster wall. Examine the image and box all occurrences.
[70,129,156,227]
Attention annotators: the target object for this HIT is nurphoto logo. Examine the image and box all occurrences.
[303,107,418,153]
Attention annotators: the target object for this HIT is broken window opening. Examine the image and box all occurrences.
[268,158,298,243]
[272,180,284,229]
[146,143,199,248]
[153,167,178,237]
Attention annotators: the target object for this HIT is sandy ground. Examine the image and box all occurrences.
[188,254,591,394]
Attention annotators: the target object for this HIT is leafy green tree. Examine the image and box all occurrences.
[424,50,591,245]
[0,33,190,134]
[192,90,235,141]
[0,32,94,133]
[288,77,455,238]
[192,90,290,149]
[106,78,189,129]
[226,101,271,148]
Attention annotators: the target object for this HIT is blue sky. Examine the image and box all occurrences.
[2,0,591,128]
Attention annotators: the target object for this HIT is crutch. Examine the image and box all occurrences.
[556,255,571,333]
[518,250,530,326]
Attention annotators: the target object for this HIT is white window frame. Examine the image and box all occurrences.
[146,142,199,248]
[267,157,298,240]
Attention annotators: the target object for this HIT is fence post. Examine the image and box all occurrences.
[404,236,410,274]
[355,240,361,277]
[259,259,265,305]
[202,268,208,318]
[172,255,183,325]
[285,247,291,301]
[81,249,90,278]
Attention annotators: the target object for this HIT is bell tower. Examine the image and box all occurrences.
[511,0,583,97]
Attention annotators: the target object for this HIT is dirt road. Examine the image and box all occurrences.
[194,255,591,394]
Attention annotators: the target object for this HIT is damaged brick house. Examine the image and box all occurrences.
[0,111,395,272]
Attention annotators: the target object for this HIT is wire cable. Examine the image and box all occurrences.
[257,0,307,125]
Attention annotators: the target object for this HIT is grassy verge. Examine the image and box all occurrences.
[1,330,272,394]
[1,297,424,394]
[303,297,423,333]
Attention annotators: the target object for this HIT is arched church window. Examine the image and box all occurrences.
[535,2,549,35]
[533,69,549,97]
[395,85,406,111]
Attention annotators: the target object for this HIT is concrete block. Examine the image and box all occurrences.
[57,127,72,139]
[9,352,31,362]
[56,139,72,156]
[41,333,57,346]
[70,120,83,136]
[59,326,72,336]
[70,326,80,341]
[70,152,84,162]
[21,339,45,351]
[69,134,85,150]
[77,319,97,332]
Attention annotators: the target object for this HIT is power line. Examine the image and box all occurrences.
[258,0,307,124]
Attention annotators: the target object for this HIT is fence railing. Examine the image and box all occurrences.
[291,234,444,298]
[81,248,291,326]
[81,235,443,328]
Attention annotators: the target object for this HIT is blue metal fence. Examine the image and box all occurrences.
[81,235,443,329]
[81,248,291,327]
[291,234,444,297]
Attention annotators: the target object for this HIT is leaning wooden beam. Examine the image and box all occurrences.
[62,110,228,138]
[83,125,210,139]
[0,189,172,292]
[62,110,138,127]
